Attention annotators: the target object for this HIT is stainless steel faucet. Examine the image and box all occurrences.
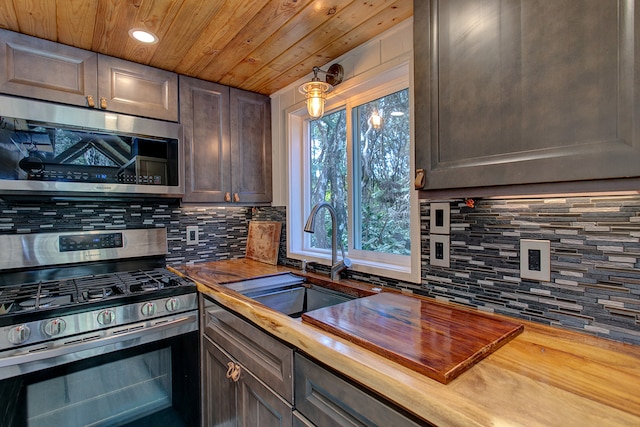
[304,202,350,280]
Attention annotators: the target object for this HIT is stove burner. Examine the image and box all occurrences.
[130,279,159,293]
[85,287,114,300]
[19,297,56,310]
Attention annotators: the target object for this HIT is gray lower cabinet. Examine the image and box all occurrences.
[414,0,640,194]
[202,337,293,427]
[201,295,426,427]
[180,76,272,204]
[295,353,425,427]
[201,295,293,426]
[0,28,178,121]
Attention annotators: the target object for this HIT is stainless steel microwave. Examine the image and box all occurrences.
[0,95,182,198]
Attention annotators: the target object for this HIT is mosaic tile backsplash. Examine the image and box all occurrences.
[0,199,254,265]
[1,195,639,345]
[421,196,640,345]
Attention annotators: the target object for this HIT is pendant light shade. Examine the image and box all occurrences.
[299,64,344,120]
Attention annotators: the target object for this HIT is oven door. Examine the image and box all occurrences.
[0,312,199,427]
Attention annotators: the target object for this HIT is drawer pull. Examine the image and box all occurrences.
[225,361,241,382]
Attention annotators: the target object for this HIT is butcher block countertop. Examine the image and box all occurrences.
[173,259,640,427]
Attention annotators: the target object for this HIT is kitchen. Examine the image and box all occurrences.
[0,1,639,426]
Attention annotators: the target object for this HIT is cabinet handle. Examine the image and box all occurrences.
[86,95,95,108]
[232,364,241,382]
[233,193,240,203]
[99,97,107,109]
[226,361,235,379]
[224,192,231,202]
[225,361,241,382]
[414,168,426,189]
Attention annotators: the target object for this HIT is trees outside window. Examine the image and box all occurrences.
[353,89,410,256]
[305,88,411,260]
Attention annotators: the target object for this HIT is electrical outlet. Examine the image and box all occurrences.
[520,239,550,281]
[430,202,450,234]
[186,225,199,245]
[430,234,450,267]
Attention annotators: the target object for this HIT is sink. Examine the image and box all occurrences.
[223,273,356,317]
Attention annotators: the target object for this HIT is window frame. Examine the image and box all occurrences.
[286,59,420,283]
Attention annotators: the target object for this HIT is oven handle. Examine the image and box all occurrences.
[0,313,197,369]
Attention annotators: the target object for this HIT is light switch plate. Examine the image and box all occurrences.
[430,234,450,267]
[520,239,550,281]
[430,202,450,234]
[186,225,199,245]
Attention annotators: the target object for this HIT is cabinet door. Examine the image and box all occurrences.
[237,362,293,427]
[414,0,640,192]
[230,88,272,204]
[97,55,178,121]
[202,297,294,402]
[295,354,425,427]
[0,29,97,107]
[202,337,237,427]
[180,76,231,203]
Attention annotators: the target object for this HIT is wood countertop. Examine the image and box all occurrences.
[173,258,640,427]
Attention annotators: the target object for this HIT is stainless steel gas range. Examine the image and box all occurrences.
[0,228,199,427]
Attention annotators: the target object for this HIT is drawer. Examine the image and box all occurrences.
[295,353,426,427]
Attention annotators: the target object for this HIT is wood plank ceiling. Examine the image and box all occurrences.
[0,0,413,95]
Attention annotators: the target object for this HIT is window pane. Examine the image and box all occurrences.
[309,109,347,250]
[353,89,410,255]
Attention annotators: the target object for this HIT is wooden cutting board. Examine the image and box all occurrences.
[302,293,524,384]
[245,221,282,265]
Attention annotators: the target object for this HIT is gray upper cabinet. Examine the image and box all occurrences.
[0,28,97,107]
[230,88,272,205]
[97,55,178,122]
[0,29,178,122]
[180,76,272,204]
[414,0,640,194]
[180,76,231,203]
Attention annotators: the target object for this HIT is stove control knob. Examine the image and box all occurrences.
[141,302,157,317]
[43,318,67,337]
[8,324,31,345]
[165,298,180,312]
[97,310,115,325]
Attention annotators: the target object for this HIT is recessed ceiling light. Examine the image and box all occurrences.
[128,29,158,44]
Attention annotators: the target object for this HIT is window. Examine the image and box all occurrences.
[288,62,419,283]
[352,90,411,257]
